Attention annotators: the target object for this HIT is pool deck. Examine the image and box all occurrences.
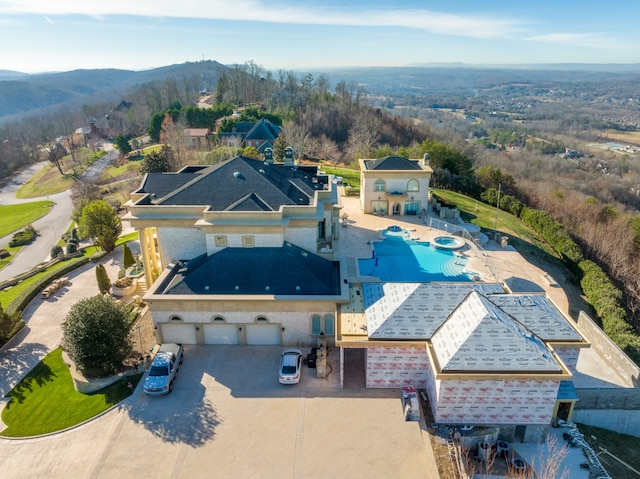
[334,195,567,309]
[333,194,630,389]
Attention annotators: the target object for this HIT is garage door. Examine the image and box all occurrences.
[161,323,197,345]
[204,324,239,345]
[246,324,281,345]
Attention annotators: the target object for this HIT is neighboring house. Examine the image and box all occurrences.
[124,154,346,347]
[183,128,212,149]
[242,118,281,153]
[219,118,281,152]
[359,155,433,216]
[76,116,111,141]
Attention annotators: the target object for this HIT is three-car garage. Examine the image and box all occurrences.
[159,322,282,346]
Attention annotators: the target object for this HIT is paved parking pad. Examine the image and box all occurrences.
[0,345,438,479]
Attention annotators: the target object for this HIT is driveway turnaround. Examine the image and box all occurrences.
[0,346,439,479]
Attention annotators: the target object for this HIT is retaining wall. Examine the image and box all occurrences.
[572,312,640,437]
[575,311,639,388]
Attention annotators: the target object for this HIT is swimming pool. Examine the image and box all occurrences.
[358,237,479,282]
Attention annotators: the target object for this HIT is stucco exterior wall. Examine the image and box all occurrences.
[157,227,206,267]
[150,303,336,346]
[284,226,318,252]
[205,232,284,254]
[360,172,430,215]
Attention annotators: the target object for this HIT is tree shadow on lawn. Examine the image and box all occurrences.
[122,383,220,447]
[2,342,55,406]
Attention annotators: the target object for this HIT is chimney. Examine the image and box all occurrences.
[264,147,274,164]
[284,146,295,167]
[423,153,430,167]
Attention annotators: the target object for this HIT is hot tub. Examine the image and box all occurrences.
[433,235,465,250]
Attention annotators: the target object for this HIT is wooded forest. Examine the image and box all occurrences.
[1,60,640,347]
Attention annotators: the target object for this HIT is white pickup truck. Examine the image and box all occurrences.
[143,343,184,395]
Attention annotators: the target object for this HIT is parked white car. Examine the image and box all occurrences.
[278,349,302,384]
[143,343,184,395]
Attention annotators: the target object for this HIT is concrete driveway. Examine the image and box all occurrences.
[0,345,439,479]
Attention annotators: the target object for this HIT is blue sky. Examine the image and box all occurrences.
[0,0,638,73]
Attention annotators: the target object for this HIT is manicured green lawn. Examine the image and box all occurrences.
[431,187,560,259]
[17,163,77,199]
[0,245,22,269]
[0,201,54,238]
[1,348,142,437]
[17,149,105,199]
[320,165,361,188]
[99,160,141,182]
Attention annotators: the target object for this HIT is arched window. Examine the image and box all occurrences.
[255,316,269,323]
[323,314,335,335]
[213,316,226,322]
[407,179,419,192]
[170,315,183,322]
[311,314,334,335]
[374,179,385,192]
[311,314,322,334]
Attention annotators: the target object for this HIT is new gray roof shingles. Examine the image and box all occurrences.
[431,292,562,373]
[363,282,506,339]
[486,294,583,342]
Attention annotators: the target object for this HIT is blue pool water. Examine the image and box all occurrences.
[358,237,478,282]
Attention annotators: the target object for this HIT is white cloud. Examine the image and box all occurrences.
[527,33,619,49]
[0,0,525,39]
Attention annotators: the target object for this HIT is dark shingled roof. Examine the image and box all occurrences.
[134,156,325,211]
[244,118,281,141]
[160,243,341,296]
[364,156,422,171]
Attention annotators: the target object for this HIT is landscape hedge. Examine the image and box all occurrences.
[493,198,640,365]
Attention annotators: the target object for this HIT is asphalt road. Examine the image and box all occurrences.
[0,147,116,283]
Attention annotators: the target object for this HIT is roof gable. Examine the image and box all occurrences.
[431,292,562,373]
[363,282,506,339]
[244,118,281,141]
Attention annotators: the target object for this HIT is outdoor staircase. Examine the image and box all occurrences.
[133,277,148,296]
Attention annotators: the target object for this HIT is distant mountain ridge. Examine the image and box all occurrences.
[0,69,29,80]
[0,61,227,121]
[406,62,640,72]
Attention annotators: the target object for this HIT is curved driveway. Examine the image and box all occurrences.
[0,147,117,283]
